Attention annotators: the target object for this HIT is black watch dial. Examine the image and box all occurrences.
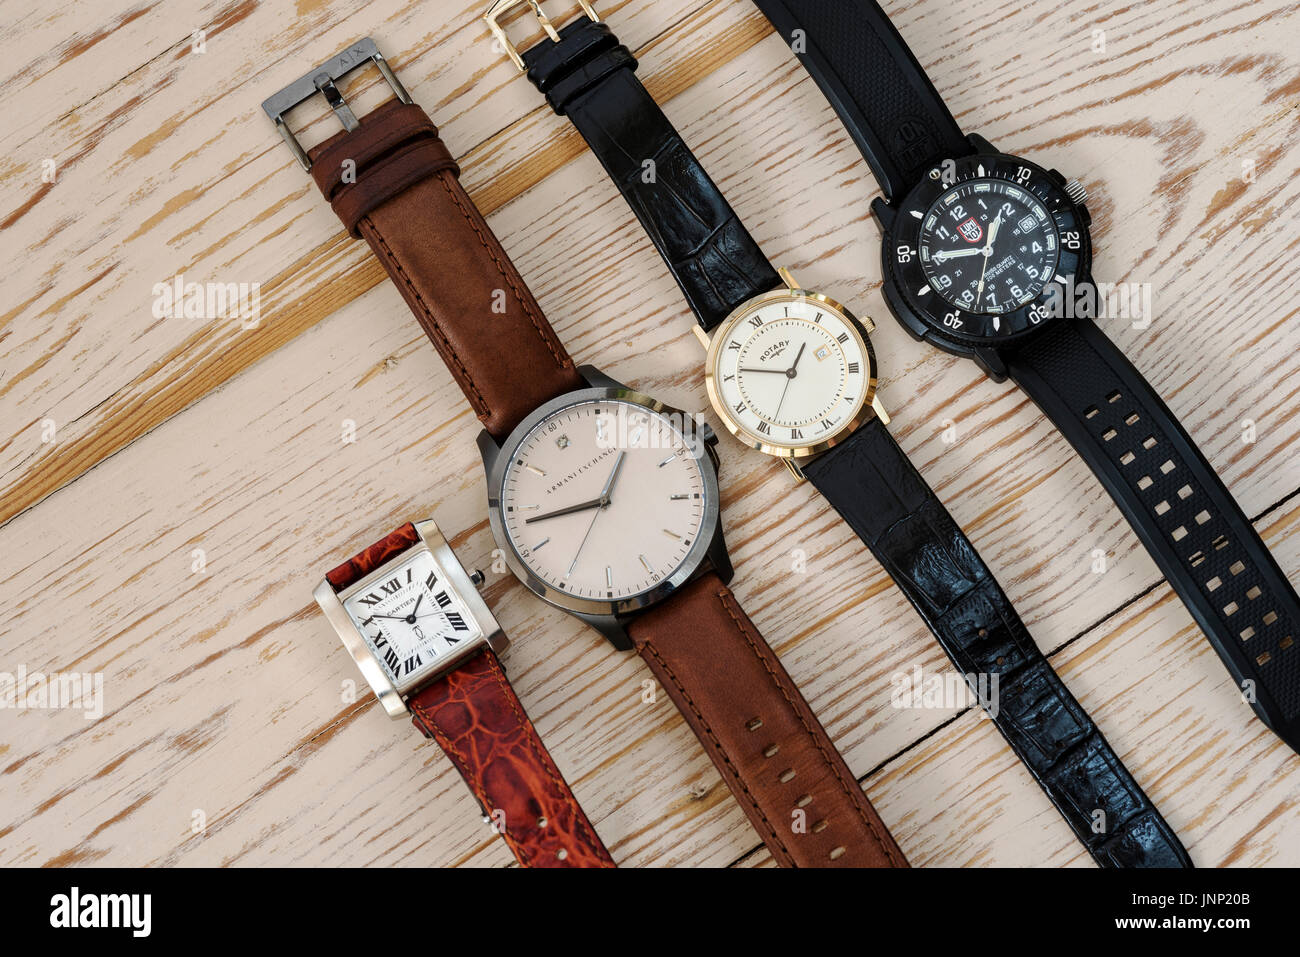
[885,153,1090,345]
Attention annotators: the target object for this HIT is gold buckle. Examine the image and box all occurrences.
[484,0,600,71]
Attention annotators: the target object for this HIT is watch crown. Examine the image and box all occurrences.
[470,569,486,587]
[1064,179,1088,206]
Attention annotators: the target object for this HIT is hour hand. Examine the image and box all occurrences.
[932,247,984,262]
[525,497,604,524]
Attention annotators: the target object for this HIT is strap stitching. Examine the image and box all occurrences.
[708,584,905,867]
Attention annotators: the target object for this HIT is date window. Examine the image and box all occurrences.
[1017,214,1038,234]
[815,346,831,362]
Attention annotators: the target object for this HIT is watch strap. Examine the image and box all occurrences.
[626,571,908,867]
[1006,318,1300,751]
[328,524,614,867]
[803,418,1192,866]
[751,0,973,203]
[307,99,584,440]
[409,647,615,868]
[521,19,783,332]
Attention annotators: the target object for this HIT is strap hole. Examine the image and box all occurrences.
[796,794,813,808]
[1207,576,1223,592]
[1247,586,1262,601]
[1085,406,1100,419]
[1257,651,1272,666]
[779,768,796,783]
[1143,435,1158,450]
[1155,500,1171,516]
[1229,560,1246,576]
[1194,510,1212,526]
[1177,484,1194,500]
[978,628,989,638]
[1213,535,1230,551]
[763,744,780,758]
[1189,550,1206,568]
[745,717,763,732]
[1263,611,1278,625]
[1160,459,1177,475]
[1223,601,1239,617]
[1120,451,1136,465]
[556,848,568,861]
[1240,626,1255,641]
[811,819,829,834]
[829,846,847,861]
[537,817,548,829]
[1280,636,1294,650]
[1102,428,1118,442]
[1172,525,1189,542]
[1138,476,1154,490]
[1125,413,1140,426]
[1107,390,1122,403]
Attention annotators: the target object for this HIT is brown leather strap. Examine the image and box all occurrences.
[626,572,908,868]
[410,648,615,868]
[329,525,614,867]
[307,100,584,440]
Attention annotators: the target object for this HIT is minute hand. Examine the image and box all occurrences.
[525,497,605,524]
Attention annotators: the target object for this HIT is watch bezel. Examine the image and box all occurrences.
[313,519,506,720]
[882,151,1092,352]
[485,386,721,620]
[704,286,880,460]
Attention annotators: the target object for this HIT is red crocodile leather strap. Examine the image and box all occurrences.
[329,525,614,867]
[306,99,584,441]
[627,572,907,868]
[409,648,614,868]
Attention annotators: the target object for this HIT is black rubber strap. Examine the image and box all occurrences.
[804,417,1192,867]
[522,18,783,332]
[751,0,973,203]
[1006,318,1300,750]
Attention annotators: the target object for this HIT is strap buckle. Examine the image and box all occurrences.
[484,0,600,71]
[261,37,413,172]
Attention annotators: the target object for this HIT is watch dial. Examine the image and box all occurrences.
[342,550,481,687]
[919,180,1058,314]
[500,399,709,602]
[887,153,1089,344]
[711,293,871,451]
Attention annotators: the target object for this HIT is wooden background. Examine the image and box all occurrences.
[2,0,1298,868]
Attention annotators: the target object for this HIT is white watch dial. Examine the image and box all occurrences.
[712,294,870,450]
[342,550,482,687]
[500,399,708,601]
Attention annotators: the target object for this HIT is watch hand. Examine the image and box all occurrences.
[739,366,792,374]
[564,451,626,579]
[525,497,605,524]
[411,594,424,615]
[974,215,1000,310]
[933,247,984,262]
[788,342,808,374]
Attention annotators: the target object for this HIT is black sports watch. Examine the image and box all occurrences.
[752,0,1300,752]
[486,0,1191,867]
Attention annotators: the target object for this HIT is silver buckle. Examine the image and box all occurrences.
[484,0,600,71]
[261,37,413,172]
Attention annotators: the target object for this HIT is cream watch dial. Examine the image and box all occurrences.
[341,550,482,687]
[711,293,870,451]
[500,400,708,602]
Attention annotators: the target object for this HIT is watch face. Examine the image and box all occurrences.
[886,153,1090,345]
[706,289,876,456]
[341,549,482,688]
[495,396,712,607]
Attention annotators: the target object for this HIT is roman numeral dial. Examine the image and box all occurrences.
[341,549,482,688]
[707,291,872,454]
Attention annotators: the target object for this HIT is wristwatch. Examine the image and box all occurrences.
[313,518,615,867]
[749,0,1300,753]
[267,38,906,868]
[487,2,1191,867]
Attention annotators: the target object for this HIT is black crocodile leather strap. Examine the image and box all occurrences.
[803,417,1192,867]
[521,18,783,332]
[751,0,972,203]
[1007,318,1300,751]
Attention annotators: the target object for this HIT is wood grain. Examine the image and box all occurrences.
[1,0,1297,867]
